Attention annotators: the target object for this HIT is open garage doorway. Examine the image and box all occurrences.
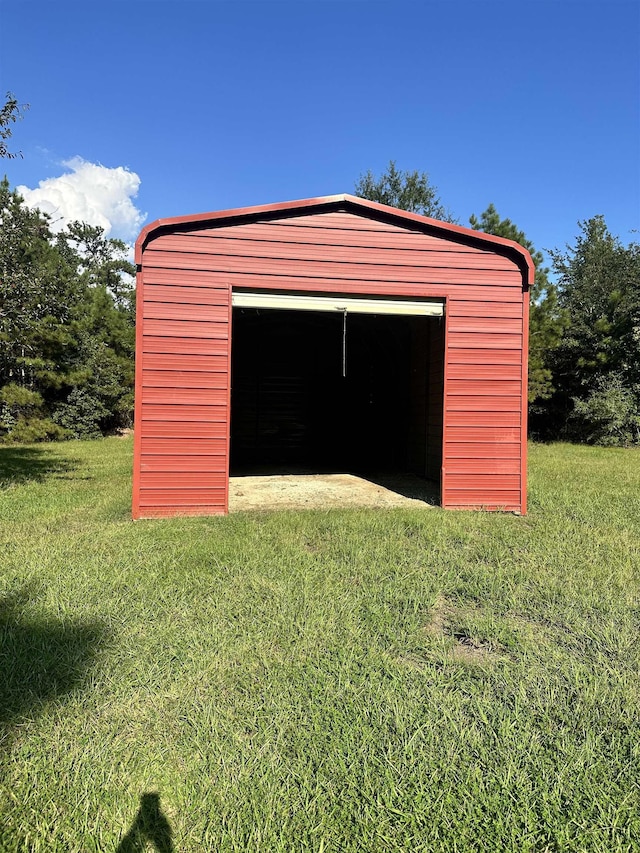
[229,292,445,510]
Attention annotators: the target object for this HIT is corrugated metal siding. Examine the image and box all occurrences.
[442,295,525,511]
[134,203,528,517]
[133,271,231,518]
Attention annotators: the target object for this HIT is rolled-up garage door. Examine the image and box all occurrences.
[232,291,444,317]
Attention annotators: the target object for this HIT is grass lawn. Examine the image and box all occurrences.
[0,438,639,852]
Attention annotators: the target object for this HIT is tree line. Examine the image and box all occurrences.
[1,94,638,447]
[356,163,640,446]
[0,93,135,442]
[0,178,135,441]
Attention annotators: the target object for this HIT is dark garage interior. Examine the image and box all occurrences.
[230,307,444,487]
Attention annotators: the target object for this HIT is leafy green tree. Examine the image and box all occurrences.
[58,221,135,307]
[0,383,68,442]
[51,223,136,436]
[550,216,640,444]
[0,179,80,394]
[569,375,640,446]
[355,160,456,222]
[53,336,134,438]
[0,181,136,441]
[469,204,566,404]
[0,92,28,159]
[0,87,135,442]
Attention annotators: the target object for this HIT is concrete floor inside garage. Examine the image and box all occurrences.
[228,470,440,512]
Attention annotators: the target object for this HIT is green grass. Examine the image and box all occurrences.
[0,439,639,852]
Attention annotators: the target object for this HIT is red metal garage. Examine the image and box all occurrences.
[132,194,533,518]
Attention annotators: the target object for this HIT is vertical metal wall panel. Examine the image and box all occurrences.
[442,295,525,511]
[134,195,532,518]
[133,266,231,518]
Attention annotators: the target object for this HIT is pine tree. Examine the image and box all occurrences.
[469,204,566,405]
[550,216,640,444]
[0,92,28,159]
[355,160,456,222]
[53,223,136,437]
[0,179,80,391]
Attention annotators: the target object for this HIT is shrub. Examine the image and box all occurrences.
[2,416,70,443]
[569,374,640,446]
[0,382,44,416]
[0,383,47,438]
[53,386,110,439]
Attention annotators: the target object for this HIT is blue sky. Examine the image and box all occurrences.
[1,0,639,268]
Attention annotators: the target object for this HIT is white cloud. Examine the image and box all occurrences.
[17,157,146,241]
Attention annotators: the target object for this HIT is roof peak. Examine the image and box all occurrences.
[135,193,534,287]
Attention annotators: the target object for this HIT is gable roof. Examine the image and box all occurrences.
[135,193,535,287]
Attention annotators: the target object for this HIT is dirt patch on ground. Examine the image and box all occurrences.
[425,594,500,664]
[228,472,438,512]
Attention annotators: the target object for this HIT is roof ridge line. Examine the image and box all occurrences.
[135,194,534,286]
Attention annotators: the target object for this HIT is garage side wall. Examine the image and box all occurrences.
[135,206,528,517]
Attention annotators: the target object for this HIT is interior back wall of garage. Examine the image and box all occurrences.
[230,309,444,477]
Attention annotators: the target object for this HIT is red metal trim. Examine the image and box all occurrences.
[224,282,232,514]
[520,289,530,515]
[441,299,450,508]
[132,267,145,519]
[135,194,535,288]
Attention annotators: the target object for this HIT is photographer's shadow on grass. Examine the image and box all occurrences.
[0,583,108,835]
[117,792,174,853]
[0,445,80,488]
[0,583,107,734]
